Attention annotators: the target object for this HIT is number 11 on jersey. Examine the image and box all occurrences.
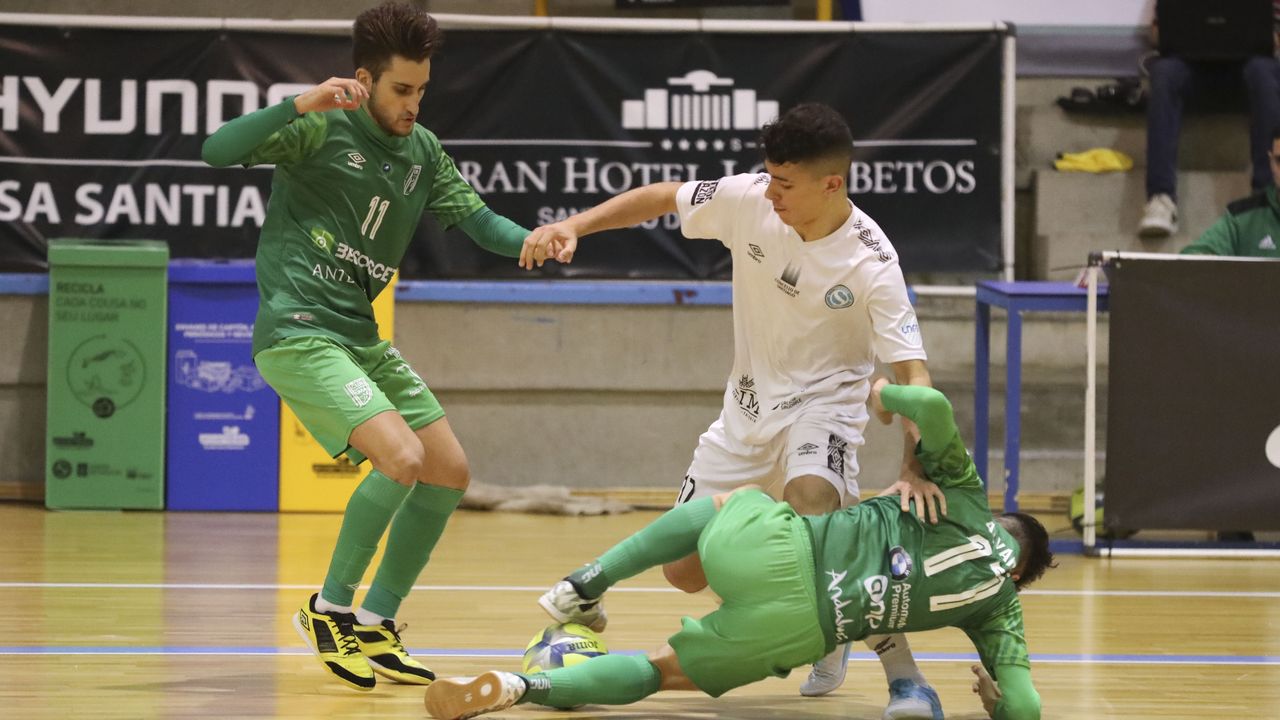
[362,195,390,240]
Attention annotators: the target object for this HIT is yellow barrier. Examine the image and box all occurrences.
[278,281,395,512]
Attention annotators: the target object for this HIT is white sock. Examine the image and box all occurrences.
[866,633,927,685]
[314,594,353,615]
[356,608,389,627]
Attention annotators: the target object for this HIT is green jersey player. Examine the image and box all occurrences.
[202,2,532,692]
[425,381,1052,719]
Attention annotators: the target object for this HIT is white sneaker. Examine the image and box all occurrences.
[799,642,851,696]
[538,579,607,632]
[423,671,526,720]
[1138,193,1178,238]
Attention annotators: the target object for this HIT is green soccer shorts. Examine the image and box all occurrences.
[255,335,444,464]
[668,489,828,697]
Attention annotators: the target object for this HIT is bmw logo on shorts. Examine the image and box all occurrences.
[825,284,854,309]
[889,545,913,580]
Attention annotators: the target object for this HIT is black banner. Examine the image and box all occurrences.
[1105,257,1280,531]
[0,21,1005,278]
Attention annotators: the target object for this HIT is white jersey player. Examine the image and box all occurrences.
[520,103,945,720]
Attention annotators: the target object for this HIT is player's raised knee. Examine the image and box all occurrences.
[662,560,708,594]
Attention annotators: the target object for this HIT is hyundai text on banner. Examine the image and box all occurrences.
[0,20,1005,277]
[1104,257,1280,532]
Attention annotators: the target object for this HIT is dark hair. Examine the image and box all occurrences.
[1272,126,1280,143]
[1001,512,1057,590]
[353,2,442,79]
[759,102,854,171]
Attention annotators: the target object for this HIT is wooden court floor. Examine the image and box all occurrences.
[1,502,1277,719]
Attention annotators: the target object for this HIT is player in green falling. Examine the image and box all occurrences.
[202,2,548,691]
[426,380,1053,719]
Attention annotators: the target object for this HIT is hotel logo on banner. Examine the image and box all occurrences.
[621,70,779,132]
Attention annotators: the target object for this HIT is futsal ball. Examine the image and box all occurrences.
[1069,485,1136,540]
[521,622,608,674]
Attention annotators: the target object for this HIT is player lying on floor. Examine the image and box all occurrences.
[424,381,1052,720]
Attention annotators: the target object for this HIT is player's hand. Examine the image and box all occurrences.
[869,376,894,425]
[520,222,578,269]
[970,664,1001,717]
[878,465,946,524]
[294,78,368,115]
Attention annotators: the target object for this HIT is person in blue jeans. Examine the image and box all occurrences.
[1140,1,1280,239]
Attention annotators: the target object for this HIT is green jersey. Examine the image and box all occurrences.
[1181,186,1280,259]
[233,101,484,353]
[804,390,1029,674]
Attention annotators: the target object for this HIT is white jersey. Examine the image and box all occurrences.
[676,173,926,445]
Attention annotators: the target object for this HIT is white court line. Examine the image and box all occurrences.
[0,582,1276,598]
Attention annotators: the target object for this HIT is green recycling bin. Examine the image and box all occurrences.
[46,239,169,509]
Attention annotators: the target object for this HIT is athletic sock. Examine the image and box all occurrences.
[361,483,464,618]
[518,654,662,707]
[320,470,412,607]
[569,496,717,599]
[867,633,927,685]
[355,608,388,626]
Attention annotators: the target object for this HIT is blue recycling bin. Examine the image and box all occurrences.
[166,260,279,510]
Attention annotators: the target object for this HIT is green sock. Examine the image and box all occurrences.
[361,483,464,618]
[518,654,662,707]
[569,496,717,599]
[321,470,412,607]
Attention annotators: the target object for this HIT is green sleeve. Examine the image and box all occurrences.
[964,595,1037,718]
[989,665,1041,720]
[879,385,981,490]
[455,206,530,258]
[425,135,485,229]
[202,98,325,168]
[1181,214,1237,256]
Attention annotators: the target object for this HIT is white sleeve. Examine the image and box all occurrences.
[675,173,762,246]
[865,260,928,364]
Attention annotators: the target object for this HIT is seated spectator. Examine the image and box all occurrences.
[1181,127,1280,257]
[1140,0,1280,239]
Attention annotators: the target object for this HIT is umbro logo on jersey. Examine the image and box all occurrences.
[347,152,366,170]
[404,164,422,195]
[1260,235,1276,250]
[796,442,820,456]
[747,243,765,262]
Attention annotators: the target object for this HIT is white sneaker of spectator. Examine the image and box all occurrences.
[1138,193,1178,239]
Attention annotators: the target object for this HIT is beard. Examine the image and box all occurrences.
[367,94,413,137]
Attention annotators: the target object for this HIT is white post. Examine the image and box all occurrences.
[1000,31,1016,282]
[1083,263,1099,552]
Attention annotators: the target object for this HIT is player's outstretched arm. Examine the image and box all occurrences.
[972,664,1041,720]
[873,381,957,455]
[200,78,367,167]
[455,207,531,259]
[519,182,681,269]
